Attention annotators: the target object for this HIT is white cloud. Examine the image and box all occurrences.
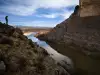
[0,5,37,16]
[36,13,59,18]
[36,10,74,19]
[0,0,79,16]
[61,10,74,19]
[36,0,79,8]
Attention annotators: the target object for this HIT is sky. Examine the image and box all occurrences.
[0,0,79,27]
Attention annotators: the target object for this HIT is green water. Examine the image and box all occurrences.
[47,42,100,75]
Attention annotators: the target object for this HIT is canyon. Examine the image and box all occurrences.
[0,0,100,75]
[37,0,100,75]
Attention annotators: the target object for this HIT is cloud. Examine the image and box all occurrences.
[36,10,74,19]
[61,10,74,19]
[36,13,59,18]
[37,0,79,8]
[0,0,79,16]
[0,4,37,16]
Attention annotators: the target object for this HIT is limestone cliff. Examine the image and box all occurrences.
[80,0,100,17]
[37,0,100,51]
[37,1,100,75]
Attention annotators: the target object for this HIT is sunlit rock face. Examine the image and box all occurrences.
[80,0,100,17]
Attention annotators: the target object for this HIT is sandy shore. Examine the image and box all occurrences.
[23,32,34,36]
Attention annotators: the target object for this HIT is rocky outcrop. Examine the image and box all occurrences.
[0,23,73,75]
[80,0,100,17]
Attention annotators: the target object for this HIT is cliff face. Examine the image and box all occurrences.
[37,0,100,41]
[80,0,100,17]
[37,1,100,75]
[0,23,72,75]
[37,0,100,51]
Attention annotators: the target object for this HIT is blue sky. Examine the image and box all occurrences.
[0,0,79,27]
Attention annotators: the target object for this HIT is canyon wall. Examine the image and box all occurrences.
[37,0,100,75]
[37,0,100,54]
[80,0,100,17]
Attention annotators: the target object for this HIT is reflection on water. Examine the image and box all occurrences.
[27,33,48,47]
[27,33,67,56]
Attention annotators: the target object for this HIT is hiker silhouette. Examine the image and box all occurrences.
[5,16,8,25]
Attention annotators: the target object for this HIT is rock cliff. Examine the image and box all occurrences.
[37,0,100,75]
[80,0,100,17]
[0,23,72,75]
[37,0,100,51]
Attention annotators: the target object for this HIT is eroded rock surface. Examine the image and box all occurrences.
[80,0,100,17]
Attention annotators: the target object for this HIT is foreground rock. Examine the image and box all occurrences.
[0,23,73,75]
[37,0,100,75]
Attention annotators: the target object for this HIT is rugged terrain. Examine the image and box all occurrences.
[37,0,100,75]
[0,22,73,75]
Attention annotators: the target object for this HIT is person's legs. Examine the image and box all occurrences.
[6,19,8,25]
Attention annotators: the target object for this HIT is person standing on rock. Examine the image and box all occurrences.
[5,16,8,25]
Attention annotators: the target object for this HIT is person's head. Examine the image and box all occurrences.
[6,16,8,18]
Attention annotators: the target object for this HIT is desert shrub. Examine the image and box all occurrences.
[15,28,23,35]
[34,53,46,73]
[17,57,27,71]
[0,36,13,45]
[28,39,35,48]
[0,21,2,24]
[0,61,6,75]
